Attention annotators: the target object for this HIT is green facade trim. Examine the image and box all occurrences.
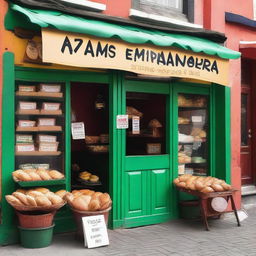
[7,4,241,59]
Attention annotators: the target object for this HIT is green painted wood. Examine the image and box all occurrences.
[125,155,169,171]
[15,67,109,84]
[214,84,231,183]
[122,78,171,227]
[125,80,170,94]
[65,81,71,192]
[0,52,16,245]
[151,169,169,214]
[17,179,66,187]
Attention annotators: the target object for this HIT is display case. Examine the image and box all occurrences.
[14,82,65,187]
[178,93,208,176]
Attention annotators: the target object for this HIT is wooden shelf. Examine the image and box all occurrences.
[16,179,66,187]
[16,126,62,132]
[16,91,63,98]
[16,151,61,156]
[16,110,63,115]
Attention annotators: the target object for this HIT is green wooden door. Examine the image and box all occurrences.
[122,80,172,227]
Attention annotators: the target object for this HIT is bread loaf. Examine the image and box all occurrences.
[211,183,224,192]
[27,191,44,197]
[28,172,42,181]
[55,190,67,199]
[35,195,52,207]
[221,183,232,191]
[201,186,214,193]
[195,181,204,191]
[88,199,100,211]
[12,192,30,206]
[46,193,63,205]
[173,178,180,185]
[72,195,91,211]
[26,195,37,206]
[48,170,64,179]
[6,195,23,205]
[37,170,52,180]
[34,187,50,194]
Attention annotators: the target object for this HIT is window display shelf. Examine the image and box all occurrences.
[16,91,63,98]
[16,151,61,156]
[16,178,66,187]
[16,126,62,132]
[16,110,63,115]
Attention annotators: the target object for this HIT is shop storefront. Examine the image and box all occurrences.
[0,3,240,245]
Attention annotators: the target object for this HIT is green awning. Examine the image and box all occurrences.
[7,3,241,60]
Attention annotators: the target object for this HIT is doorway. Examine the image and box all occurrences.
[241,59,255,186]
[70,82,110,193]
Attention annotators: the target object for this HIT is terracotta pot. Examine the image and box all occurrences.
[16,210,56,228]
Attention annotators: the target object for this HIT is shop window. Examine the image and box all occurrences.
[178,93,209,176]
[131,0,196,25]
[126,92,167,156]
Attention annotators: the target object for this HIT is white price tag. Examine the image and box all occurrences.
[132,116,140,134]
[116,115,128,129]
[71,122,85,140]
[82,215,109,248]
[192,116,203,123]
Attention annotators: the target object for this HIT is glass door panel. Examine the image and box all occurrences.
[126,92,167,156]
[178,93,209,176]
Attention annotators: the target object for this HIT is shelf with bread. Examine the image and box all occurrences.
[12,168,65,187]
[16,91,63,98]
[16,126,62,132]
[15,151,62,156]
[16,110,63,116]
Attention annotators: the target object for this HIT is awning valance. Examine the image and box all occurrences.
[7,4,240,60]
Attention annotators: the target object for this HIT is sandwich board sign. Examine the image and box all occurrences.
[82,215,109,248]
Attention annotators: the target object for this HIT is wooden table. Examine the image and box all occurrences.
[177,187,241,231]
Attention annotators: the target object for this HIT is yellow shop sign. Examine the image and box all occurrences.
[42,29,229,85]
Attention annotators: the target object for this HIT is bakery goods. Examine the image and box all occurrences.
[5,195,23,205]
[72,195,91,211]
[12,192,29,206]
[148,119,162,128]
[34,187,50,194]
[55,190,67,199]
[48,170,64,179]
[35,195,52,207]
[126,106,143,118]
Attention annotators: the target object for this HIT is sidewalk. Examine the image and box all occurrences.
[1,208,256,256]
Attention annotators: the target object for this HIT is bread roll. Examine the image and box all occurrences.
[37,170,52,180]
[179,174,192,182]
[201,186,214,193]
[18,171,33,181]
[88,199,100,211]
[211,183,224,192]
[35,195,52,207]
[90,175,99,182]
[187,183,196,190]
[6,195,23,205]
[12,170,24,179]
[80,189,95,196]
[221,183,232,191]
[177,181,186,188]
[48,170,64,179]
[27,191,44,197]
[72,195,91,211]
[173,178,180,185]
[91,192,102,200]
[99,193,110,206]
[28,172,42,181]
[16,189,27,194]
[26,195,37,206]
[100,200,111,211]
[34,187,50,194]
[46,194,63,205]
[24,168,37,174]
[194,181,204,191]
[55,190,67,199]
[12,192,30,205]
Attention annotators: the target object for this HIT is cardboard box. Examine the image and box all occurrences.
[38,118,56,126]
[39,142,59,152]
[16,135,33,144]
[146,143,161,154]
[18,120,36,127]
[37,135,57,143]
[18,85,36,92]
[39,84,61,93]
[16,143,35,152]
[19,101,37,110]
[42,102,60,111]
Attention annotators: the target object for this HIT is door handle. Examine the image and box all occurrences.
[248,134,252,138]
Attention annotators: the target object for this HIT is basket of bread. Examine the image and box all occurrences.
[173,174,232,193]
[78,171,101,185]
[5,188,67,211]
[66,189,112,239]
[66,189,111,212]
[12,168,64,182]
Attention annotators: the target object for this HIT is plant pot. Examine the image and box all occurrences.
[18,224,55,248]
[71,207,111,240]
[16,210,56,228]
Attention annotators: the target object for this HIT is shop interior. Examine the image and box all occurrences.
[71,82,109,193]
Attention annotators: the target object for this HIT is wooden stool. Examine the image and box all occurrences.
[177,188,241,231]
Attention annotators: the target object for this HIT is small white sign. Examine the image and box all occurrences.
[116,115,128,129]
[192,116,203,123]
[71,122,85,140]
[132,116,140,134]
[82,215,109,248]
